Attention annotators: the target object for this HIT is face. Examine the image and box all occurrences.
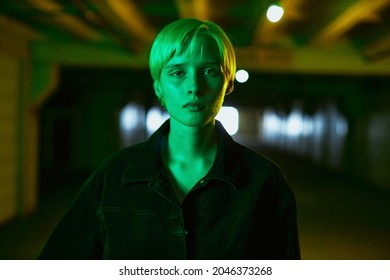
[154,35,229,128]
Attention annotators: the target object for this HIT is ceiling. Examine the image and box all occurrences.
[1,0,390,75]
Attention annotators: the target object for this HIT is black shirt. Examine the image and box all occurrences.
[39,120,300,259]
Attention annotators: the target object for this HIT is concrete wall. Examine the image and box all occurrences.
[0,51,20,224]
[0,20,58,225]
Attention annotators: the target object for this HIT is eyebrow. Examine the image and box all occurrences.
[164,61,220,69]
[164,63,185,69]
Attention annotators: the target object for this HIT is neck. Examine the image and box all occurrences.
[165,119,218,163]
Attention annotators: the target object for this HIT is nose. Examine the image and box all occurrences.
[187,72,205,96]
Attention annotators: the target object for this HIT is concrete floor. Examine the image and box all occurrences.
[269,149,390,259]
[0,149,389,259]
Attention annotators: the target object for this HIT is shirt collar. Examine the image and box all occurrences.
[121,119,242,188]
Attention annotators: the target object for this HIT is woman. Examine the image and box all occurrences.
[39,18,300,260]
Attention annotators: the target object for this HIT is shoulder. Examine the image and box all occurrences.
[230,141,295,209]
[100,141,148,169]
[99,122,166,172]
[231,140,280,174]
[81,140,152,194]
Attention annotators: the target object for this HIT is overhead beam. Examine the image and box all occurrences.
[237,44,390,76]
[32,41,149,67]
[312,0,390,46]
[175,0,212,20]
[26,0,102,41]
[364,34,390,62]
[32,40,390,76]
[0,15,43,41]
[100,0,156,47]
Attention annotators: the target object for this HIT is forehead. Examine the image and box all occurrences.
[167,35,221,65]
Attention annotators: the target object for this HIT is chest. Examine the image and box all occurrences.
[101,182,257,259]
[165,162,211,203]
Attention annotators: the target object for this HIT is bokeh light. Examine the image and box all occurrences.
[235,69,249,83]
[216,106,239,135]
[266,4,284,23]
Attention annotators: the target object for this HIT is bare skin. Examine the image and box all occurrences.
[162,119,218,203]
[155,35,230,203]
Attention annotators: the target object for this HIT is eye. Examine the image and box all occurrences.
[203,67,220,76]
[169,70,185,77]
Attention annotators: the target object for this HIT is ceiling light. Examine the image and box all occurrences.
[266,4,284,23]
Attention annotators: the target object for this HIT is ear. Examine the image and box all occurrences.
[154,81,163,98]
[225,80,234,95]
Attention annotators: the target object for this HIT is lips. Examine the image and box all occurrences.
[183,101,205,111]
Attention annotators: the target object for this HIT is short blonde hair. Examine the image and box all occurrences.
[149,18,236,101]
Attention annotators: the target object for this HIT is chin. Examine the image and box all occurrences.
[174,117,215,128]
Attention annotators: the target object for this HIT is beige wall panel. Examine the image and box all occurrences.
[0,52,19,224]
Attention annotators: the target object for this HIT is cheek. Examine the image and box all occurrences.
[161,79,181,95]
[162,88,180,111]
[210,77,228,93]
[209,95,225,114]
